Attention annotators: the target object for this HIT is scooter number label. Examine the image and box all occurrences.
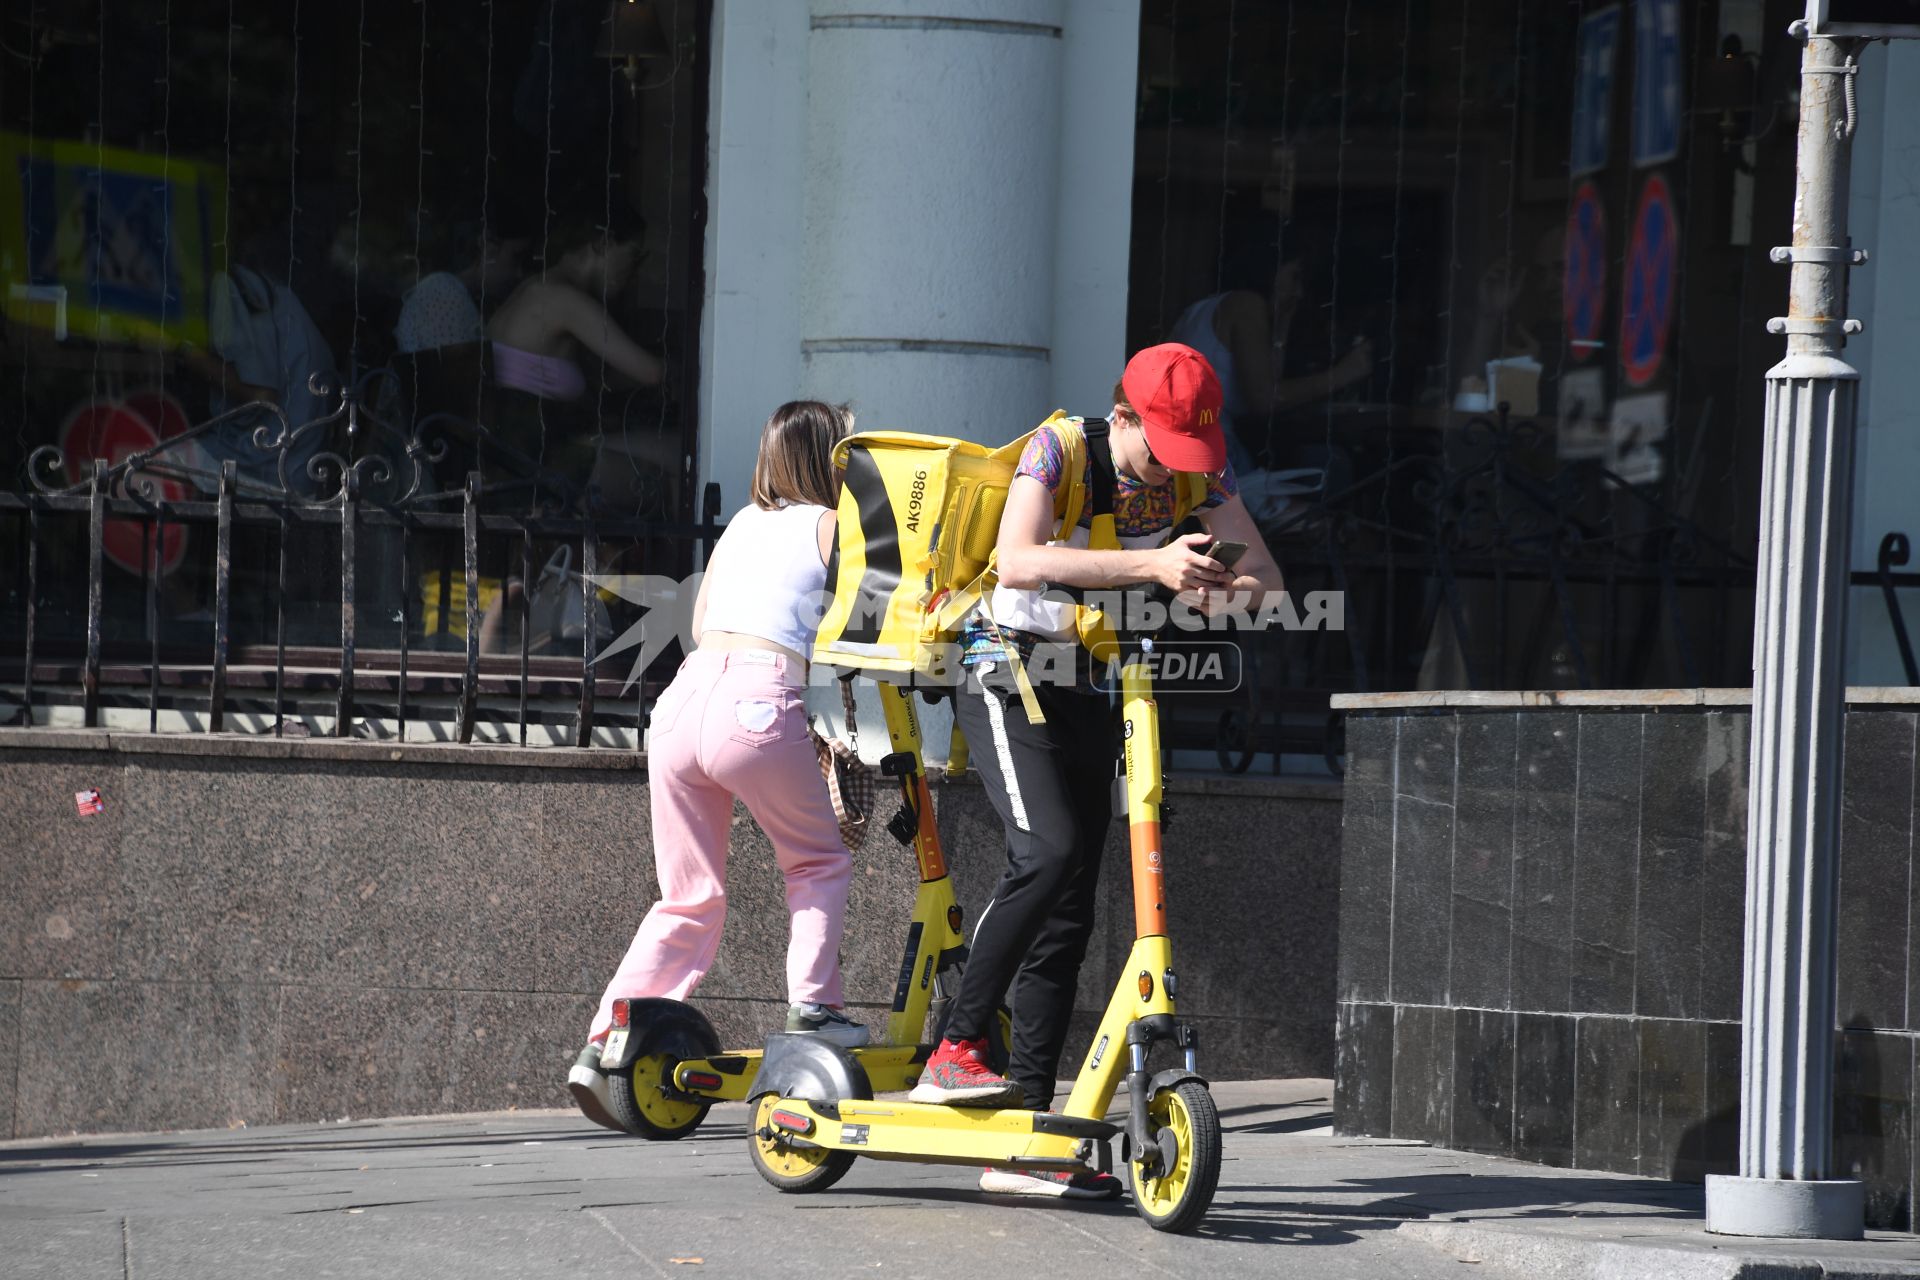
[601,1029,629,1067]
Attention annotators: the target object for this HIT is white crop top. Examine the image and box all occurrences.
[698,502,832,653]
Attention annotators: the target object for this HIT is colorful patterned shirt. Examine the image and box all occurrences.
[960,418,1239,666]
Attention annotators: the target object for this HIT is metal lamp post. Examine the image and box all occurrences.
[1704,0,1920,1239]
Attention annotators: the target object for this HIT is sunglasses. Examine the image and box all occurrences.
[1133,419,1161,469]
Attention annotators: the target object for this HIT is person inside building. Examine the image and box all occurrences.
[568,400,868,1131]
[178,252,338,496]
[1169,246,1372,478]
[911,344,1287,1199]
[472,206,667,648]
[486,205,664,404]
[393,204,535,357]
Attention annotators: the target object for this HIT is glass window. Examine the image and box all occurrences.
[1132,0,1794,710]
[1,2,709,722]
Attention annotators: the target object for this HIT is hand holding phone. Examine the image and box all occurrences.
[1202,539,1248,572]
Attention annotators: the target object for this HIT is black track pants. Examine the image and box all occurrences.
[947,671,1116,1110]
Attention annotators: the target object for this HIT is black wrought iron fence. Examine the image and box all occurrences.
[2,369,721,746]
[1161,406,1767,774]
[12,389,1920,773]
[1166,405,1920,774]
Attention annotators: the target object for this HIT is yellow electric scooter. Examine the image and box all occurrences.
[743,637,1223,1233]
[599,682,995,1139]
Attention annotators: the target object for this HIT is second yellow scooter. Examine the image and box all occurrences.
[598,682,998,1138]
[742,637,1222,1233]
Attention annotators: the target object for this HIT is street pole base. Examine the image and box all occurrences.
[1705,1174,1865,1239]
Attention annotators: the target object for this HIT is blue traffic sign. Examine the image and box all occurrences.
[1634,0,1684,167]
[1571,7,1621,177]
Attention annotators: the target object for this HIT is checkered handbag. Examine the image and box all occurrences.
[812,678,875,851]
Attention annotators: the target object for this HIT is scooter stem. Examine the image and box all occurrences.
[1121,639,1167,939]
[878,683,948,883]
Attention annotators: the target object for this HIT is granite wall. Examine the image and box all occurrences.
[0,728,1340,1139]
[1333,696,1920,1232]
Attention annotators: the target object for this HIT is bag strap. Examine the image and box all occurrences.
[986,614,1048,725]
[1173,470,1209,525]
[839,675,860,752]
[1081,418,1120,552]
[940,414,1089,635]
[1081,416,1117,517]
[1052,415,1090,540]
[1082,418,1121,552]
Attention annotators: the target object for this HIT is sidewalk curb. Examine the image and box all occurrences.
[1398,1220,1920,1280]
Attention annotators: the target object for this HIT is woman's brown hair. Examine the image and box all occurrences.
[750,400,854,510]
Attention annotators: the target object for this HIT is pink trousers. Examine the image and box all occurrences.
[589,649,851,1040]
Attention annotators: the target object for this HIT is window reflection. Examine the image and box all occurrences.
[0,1,706,672]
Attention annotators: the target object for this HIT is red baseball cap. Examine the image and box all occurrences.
[1120,343,1227,474]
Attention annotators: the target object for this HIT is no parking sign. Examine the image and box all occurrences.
[1619,174,1678,388]
[57,397,192,576]
[1563,182,1608,362]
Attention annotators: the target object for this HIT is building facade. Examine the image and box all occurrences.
[6,0,1920,737]
[6,0,1920,1178]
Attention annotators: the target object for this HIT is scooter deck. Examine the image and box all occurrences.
[764,1097,1118,1169]
[672,1044,930,1101]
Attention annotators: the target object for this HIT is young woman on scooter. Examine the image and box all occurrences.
[912,344,1286,1198]
[570,400,869,1131]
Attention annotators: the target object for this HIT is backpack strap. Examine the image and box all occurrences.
[930,415,1081,636]
[1172,470,1209,526]
[1080,417,1119,551]
[1052,414,1091,540]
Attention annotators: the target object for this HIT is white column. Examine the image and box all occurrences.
[700,0,1142,497]
[798,1,1067,440]
[1049,0,1143,413]
[698,0,812,515]
[699,0,1143,762]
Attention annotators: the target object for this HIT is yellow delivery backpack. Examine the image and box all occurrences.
[812,412,1208,722]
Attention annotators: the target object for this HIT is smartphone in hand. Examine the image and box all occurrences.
[1202,539,1248,571]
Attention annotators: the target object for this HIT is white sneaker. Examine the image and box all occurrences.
[978,1167,1126,1200]
[785,1002,871,1047]
[567,1043,625,1132]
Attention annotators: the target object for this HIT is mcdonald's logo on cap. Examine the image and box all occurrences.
[1121,343,1228,474]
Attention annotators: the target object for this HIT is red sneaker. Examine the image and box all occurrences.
[909,1037,1024,1106]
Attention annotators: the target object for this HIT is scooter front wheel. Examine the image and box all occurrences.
[608,1051,712,1140]
[747,1094,855,1192]
[1130,1080,1222,1233]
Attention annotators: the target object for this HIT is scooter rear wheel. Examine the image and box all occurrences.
[747,1094,856,1192]
[608,1051,713,1140]
[1130,1080,1221,1233]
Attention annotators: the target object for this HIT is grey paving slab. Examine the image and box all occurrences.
[0,1219,125,1280]
[125,1213,647,1280]
[0,1081,1917,1280]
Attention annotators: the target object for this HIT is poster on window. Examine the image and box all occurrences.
[0,132,226,349]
